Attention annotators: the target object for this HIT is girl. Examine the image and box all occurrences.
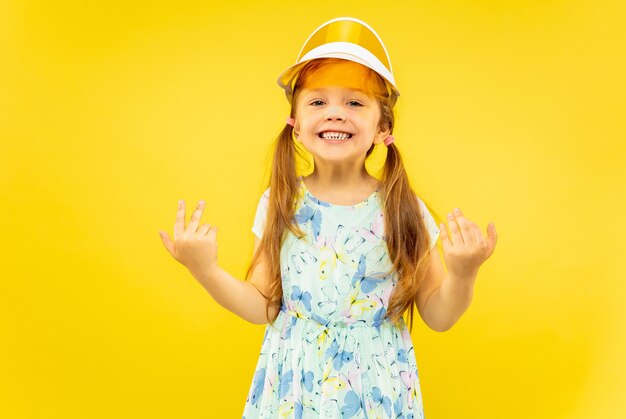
[159,16,497,418]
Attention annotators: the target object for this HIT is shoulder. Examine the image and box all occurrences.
[414,194,426,210]
[254,187,271,211]
[415,194,438,225]
[257,186,270,202]
[414,194,440,230]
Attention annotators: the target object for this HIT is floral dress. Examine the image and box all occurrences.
[243,176,440,419]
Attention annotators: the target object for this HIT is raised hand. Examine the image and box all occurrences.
[439,208,497,280]
[158,200,219,277]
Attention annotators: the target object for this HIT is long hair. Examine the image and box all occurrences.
[244,58,441,332]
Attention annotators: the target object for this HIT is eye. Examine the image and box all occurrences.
[308,100,364,107]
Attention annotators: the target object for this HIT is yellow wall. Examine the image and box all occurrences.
[2,0,624,417]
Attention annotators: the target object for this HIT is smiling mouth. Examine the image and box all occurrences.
[317,133,354,139]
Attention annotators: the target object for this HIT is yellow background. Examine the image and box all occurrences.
[2,0,624,417]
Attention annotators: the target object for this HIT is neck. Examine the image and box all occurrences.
[303,160,379,203]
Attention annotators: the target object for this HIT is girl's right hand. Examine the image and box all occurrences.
[158,200,219,277]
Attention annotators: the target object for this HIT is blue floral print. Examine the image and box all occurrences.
[244,176,440,418]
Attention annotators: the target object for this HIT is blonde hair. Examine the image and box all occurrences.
[245,58,441,332]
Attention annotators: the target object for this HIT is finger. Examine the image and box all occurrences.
[208,225,218,242]
[174,200,186,239]
[452,208,476,245]
[198,223,211,235]
[447,211,463,245]
[187,200,205,233]
[158,230,175,255]
[470,224,486,246]
[439,222,453,248]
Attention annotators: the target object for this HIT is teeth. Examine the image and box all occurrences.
[321,131,352,140]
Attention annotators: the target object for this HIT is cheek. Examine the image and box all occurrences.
[297,117,317,134]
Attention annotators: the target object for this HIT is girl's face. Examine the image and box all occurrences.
[292,61,390,165]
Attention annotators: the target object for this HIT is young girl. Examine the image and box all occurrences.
[159,16,497,418]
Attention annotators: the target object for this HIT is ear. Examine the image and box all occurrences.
[293,123,301,142]
[373,126,391,145]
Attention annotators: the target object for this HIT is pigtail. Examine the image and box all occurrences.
[380,143,435,332]
[244,123,305,327]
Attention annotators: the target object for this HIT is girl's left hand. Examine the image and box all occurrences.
[440,208,498,280]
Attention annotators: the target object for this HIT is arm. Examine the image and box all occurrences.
[416,248,477,332]
[190,236,278,325]
[159,199,279,325]
[416,207,497,332]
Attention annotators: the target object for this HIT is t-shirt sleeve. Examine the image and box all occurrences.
[251,187,271,240]
[418,196,440,249]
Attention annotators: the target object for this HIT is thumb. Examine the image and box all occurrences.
[158,230,176,255]
[486,222,498,254]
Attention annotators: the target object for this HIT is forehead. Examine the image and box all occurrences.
[300,60,380,94]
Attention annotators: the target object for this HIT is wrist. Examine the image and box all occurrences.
[444,271,478,294]
[447,269,478,283]
[189,263,221,283]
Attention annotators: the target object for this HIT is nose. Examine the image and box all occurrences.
[324,106,346,122]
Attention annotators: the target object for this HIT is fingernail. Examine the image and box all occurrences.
[447,213,454,219]
[179,200,184,206]
[454,208,462,215]
[199,200,205,205]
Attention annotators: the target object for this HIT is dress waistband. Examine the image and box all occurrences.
[280,306,393,329]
